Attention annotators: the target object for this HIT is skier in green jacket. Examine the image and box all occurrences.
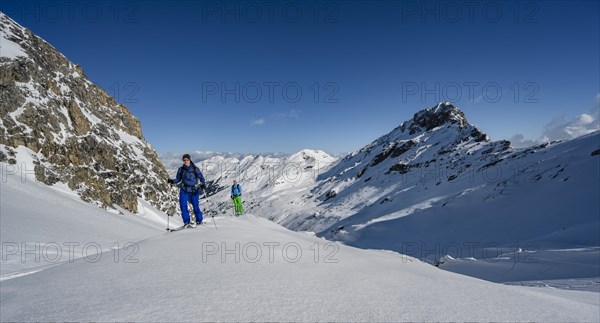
[230,180,244,216]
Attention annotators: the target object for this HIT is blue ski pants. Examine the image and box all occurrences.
[180,190,203,224]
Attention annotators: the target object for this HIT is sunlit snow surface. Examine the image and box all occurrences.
[1,147,599,322]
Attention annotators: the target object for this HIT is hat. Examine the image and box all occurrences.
[182,153,191,161]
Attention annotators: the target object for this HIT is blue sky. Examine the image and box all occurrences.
[3,0,599,155]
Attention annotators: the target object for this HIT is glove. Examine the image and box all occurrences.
[167,179,174,184]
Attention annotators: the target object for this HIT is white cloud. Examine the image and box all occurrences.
[273,109,302,120]
[508,134,537,148]
[510,96,600,148]
[251,118,266,126]
[467,95,484,104]
[289,109,301,118]
[577,113,595,125]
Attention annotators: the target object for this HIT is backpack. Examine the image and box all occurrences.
[232,183,241,195]
[178,166,199,185]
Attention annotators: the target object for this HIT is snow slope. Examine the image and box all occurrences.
[0,146,181,279]
[1,155,599,321]
[1,215,599,322]
[319,128,600,286]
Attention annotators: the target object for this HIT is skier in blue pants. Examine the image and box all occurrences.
[168,153,207,228]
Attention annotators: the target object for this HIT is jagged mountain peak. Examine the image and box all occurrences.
[412,101,467,129]
[355,103,489,160]
[399,102,469,136]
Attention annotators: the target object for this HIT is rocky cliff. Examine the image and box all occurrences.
[0,12,175,213]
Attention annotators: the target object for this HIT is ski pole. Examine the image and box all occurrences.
[205,191,217,230]
[166,184,172,231]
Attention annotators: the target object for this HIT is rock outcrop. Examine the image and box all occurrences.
[0,12,175,213]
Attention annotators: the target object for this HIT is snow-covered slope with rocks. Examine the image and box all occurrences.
[183,149,338,220]
[1,167,599,321]
[186,102,599,287]
[298,103,600,286]
[287,102,507,231]
[321,128,599,284]
[0,12,175,213]
[0,146,180,280]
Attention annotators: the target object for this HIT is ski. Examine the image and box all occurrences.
[167,225,186,232]
[167,223,203,232]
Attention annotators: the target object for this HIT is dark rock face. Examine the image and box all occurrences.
[394,103,491,147]
[357,167,367,178]
[391,140,416,158]
[370,140,416,167]
[470,128,488,142]
[371,142,398,167]
[325,190,337,200]
[407,102,468,134]
[0,13,176,213]
[388,163,411,174]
